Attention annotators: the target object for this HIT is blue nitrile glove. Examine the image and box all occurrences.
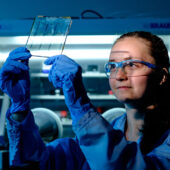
[0,47,31,113]
[44,55,93,124]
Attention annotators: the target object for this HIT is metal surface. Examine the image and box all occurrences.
[0,94,10,137]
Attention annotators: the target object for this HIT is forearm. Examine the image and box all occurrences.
[11,111,29,122]
[6,109,48,166]
[63,75,94,125]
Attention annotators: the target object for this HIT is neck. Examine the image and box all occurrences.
[124,103,157,141]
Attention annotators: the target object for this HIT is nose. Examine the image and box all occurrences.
[114,68,128,80]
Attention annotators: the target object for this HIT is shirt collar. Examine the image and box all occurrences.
[111,113,142,144]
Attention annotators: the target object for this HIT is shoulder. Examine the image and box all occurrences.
[148,130,170,159]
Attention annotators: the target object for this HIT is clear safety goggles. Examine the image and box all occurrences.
[105,59,157,79]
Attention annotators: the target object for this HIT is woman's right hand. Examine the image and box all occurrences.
[0,47,31,113]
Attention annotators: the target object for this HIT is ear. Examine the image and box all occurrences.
[160,68,168,85]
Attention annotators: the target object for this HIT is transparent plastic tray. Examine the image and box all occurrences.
[26,16,72,58]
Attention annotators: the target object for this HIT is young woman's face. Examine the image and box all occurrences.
[109,37,157,105]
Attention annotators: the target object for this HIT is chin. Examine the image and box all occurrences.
[116,96,137,105]
[116,97,129,104]
[115,93,131,102]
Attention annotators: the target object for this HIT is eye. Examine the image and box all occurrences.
[127,61,135,67]
[125,61,142,68]
[108,63,117,71]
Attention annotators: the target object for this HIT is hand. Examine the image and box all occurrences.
[0,47,31,113]
[44,55,93,124]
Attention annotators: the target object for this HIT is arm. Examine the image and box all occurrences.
[0,47,48,166]
[44,55,94,124]
[6,110,47,166]
[44,56,169,169]
[73,111,170,170]
[1,50,91,169]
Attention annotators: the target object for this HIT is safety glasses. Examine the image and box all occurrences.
[105,59,157,79]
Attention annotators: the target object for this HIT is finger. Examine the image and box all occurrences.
[48,55,78,71]
[10,61,29,71]
[54,58,80,76]
[59,55,77,66]
[44,55,60,65]
[48,63,57,82]
[9,47,30,56]
[49,66,63,88]
[8,52,31,61]
[2,60,29,74]
[44,54,74,65]
[47,63,60,85]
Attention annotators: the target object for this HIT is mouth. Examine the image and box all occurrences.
[116,86,131,89]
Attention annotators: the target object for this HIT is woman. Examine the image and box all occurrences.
[73,31,170,169]
[0,31,169,169]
